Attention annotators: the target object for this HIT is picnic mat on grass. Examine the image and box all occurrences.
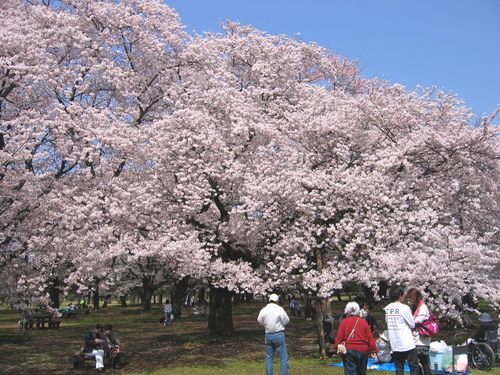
[330,359,470,375]
[330,358,410,372]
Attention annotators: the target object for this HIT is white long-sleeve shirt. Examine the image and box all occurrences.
[384,301,416,352]
[257,303,290,333]
[413,301,431,346]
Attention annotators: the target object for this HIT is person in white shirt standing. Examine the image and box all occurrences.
[258,293,290,375]
[384,286,419,375]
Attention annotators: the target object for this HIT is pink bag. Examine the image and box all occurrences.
[417,313,440,337]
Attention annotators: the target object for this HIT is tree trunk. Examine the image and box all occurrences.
[92,278,100,310]
[48,285,60,308]
[304,297,314,319]
[142,289,153,311]
[92,289,100,310]
[362,285,375,306]
[315,298,327,357]
[233,293,243,305]
[141,278,154,312]
[313,247,327,357]
[171,276,189,319]
[119,295,127,307]
[324,297,333,315]
[198,287,206,304]
[334,290,343,302]
[158,292,163,306]
[378,281,389,299]
[207,287,234,337]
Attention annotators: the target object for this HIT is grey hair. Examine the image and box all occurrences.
[344,302,360,316]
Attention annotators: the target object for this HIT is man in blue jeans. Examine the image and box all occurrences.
[163,300,173,326]
[258,293,290,375]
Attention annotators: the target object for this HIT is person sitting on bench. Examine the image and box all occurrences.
[66,303,75,318]
[84,324,105,372]
[104,324,122,369]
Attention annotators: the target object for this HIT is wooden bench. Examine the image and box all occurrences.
[71,349,98,369]
[33,314,61,328]
[17,317,34,330]
[70,348,124,369]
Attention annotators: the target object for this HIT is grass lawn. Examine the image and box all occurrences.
[130,358,339,375]
[0,301,498,375]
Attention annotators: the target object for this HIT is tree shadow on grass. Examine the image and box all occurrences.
[0,334,32,345]
[155,328,262,346]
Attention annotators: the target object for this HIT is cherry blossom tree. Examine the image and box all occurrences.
[1,0,498,349]
[0,0,187,308]
[243,83,499,353]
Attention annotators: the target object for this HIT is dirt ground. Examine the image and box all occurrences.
[0,302,326,375]
[0,299,487,375]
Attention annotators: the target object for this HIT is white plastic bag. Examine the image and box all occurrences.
[430,340,448,352]
[455,354,468,372]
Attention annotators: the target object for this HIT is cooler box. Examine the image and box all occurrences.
[429,347,453,372]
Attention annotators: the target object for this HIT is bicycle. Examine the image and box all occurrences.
[468,339,496,370]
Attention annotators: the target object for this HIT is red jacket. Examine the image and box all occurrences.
[334,316,377,354]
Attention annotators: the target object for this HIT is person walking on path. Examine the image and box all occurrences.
[258,293,290,375]
[163,300,173,326]
[384,286,419,375]
[334,302,378,375]
[289,298,301,317]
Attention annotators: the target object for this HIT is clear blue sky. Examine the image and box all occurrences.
[166,0,500,118]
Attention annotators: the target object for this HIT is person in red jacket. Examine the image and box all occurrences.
[335,302,378,375]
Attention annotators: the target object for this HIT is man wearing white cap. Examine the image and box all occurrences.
[257,293,290,375]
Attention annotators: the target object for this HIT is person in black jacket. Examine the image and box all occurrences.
[85,324,105,372]
[104,324,122,369]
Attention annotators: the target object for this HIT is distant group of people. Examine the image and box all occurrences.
[161,291,208,325]
[85,323,122,371]
[61,303,75,318]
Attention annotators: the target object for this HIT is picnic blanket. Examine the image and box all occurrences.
[430,371,470,375]
[330,358,410,372]
[329,359,470,375]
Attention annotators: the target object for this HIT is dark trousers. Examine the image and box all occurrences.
[416,346,431,375]
[392,349,419,375]
[342,349,368,375]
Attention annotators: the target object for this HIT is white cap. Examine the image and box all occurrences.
[269,293,280,302]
